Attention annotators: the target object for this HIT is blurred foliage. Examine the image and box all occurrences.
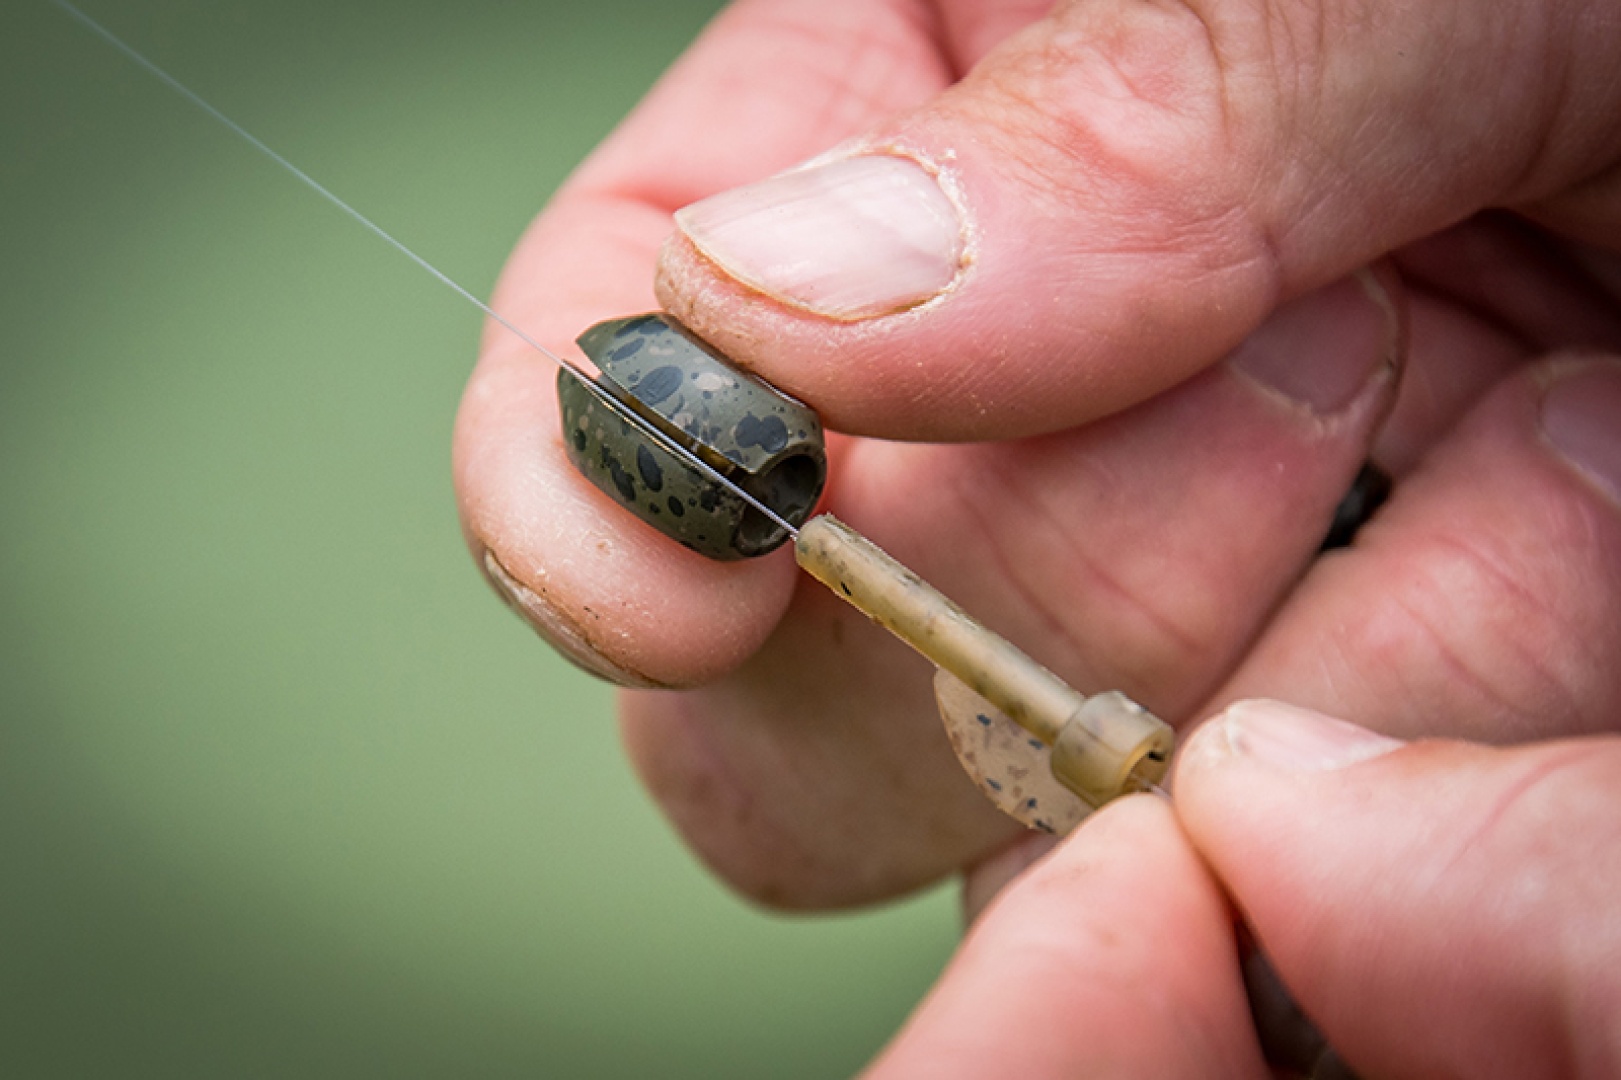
[0,2,957,1075]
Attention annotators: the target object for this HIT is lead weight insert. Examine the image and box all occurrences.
[558,314,827,560]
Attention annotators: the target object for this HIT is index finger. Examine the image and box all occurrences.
[865,797,1264,1079]
[454,0,969,684]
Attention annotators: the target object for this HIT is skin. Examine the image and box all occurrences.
[453,0,1621,1070]
[872,705,1621,1078]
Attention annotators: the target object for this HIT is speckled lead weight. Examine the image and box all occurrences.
[558,313,826,560]
[794,515,1175,808]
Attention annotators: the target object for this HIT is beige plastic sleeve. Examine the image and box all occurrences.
[794,515,1173,808]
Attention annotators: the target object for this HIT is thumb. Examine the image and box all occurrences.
[1174,700,1621,1080]
[657,0,1621,440]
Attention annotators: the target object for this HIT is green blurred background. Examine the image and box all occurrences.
[1,2,957,1075]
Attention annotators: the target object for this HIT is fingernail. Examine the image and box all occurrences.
[478,547,662,690]
[674,154,966,320]
[1541,360,1621,506]
[1217,700,1405,772]
[1229,270,1399,414]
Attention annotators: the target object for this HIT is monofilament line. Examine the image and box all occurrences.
[52,0,799,539]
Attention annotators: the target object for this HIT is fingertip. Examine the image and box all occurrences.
[1187,700,1407,778]
[1171,700,1408,875]
[1183,731,1621,1080]
[987,794,1179,914]
[1225,267,1405,418]
[454,343,800,689]
[475,542,666,689]
[869,793,1263,1078]
[650,55,1276,441]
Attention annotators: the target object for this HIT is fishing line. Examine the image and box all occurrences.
[54,0,1180,813]
[50,0,798,539]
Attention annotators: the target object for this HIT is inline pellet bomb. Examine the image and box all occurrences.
[558,314,827,560]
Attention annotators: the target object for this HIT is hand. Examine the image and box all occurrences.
[453,0,1621,906]
[867,701,1621,1079]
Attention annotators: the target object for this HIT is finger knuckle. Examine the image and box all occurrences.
[974,1,1230,193]
[958,0,1285,290]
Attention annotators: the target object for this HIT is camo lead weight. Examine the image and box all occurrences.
[559,314,1171,810]
[558,313,827,560]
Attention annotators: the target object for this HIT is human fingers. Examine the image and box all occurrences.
[1174,700,1621,1079]
[1375,215,1621,476]
[1205,356,1621,744]
[659,0,1621,440]
[619,269,1403,907]
[864,796,1266,1080]
[455,0,974,686]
